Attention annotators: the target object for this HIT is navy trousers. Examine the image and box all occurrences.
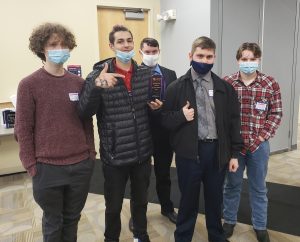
[174,141,226,242]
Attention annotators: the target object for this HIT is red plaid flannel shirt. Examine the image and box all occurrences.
[224,71,282,154]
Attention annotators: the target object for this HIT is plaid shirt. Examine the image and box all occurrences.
[224,71,282,154]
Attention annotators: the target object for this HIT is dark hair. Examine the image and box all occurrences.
[109,25,133,44]
[140,37,159,50]
[191,36,216,54]
[29,23,77,61]
[236,42,262,60]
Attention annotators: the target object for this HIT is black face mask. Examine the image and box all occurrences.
[190,60,213,75]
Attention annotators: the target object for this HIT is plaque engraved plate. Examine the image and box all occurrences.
[149,74,162,100]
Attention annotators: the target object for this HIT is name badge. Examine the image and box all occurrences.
[69,93,79,101]
[255,102,267,111]
[208,89,214,97]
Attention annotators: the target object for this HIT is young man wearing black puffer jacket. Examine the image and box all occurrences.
[78,25,162,242]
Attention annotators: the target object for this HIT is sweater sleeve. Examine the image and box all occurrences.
[83,117,97,160]
[14,80,37,176]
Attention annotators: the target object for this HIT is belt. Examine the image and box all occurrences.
[199,138,218,143]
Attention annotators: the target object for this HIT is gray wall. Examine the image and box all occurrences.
[159,0,211,76]
[160,0,300,152]
[211,0,300,152]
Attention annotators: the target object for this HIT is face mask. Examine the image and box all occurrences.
[239,62,259,75]
[115,49,135,63]
[141,52,159,67]
[190,60,213,75]
[48,49,70,64]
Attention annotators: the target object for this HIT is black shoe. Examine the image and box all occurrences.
[254,229,270,242]
[129,217,134,232]
[161,210,177,224]
[223,222,235,238]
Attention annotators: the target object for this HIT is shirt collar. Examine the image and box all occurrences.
[191,67,212,83]
[231,71,262,85]
[114,59,133,75]
[152,64,162,75]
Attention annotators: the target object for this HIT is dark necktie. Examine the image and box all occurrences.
[196,78,208,139]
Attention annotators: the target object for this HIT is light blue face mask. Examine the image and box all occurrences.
[115,49,135,63]
[48,49,70,64]
[239,61,259,75]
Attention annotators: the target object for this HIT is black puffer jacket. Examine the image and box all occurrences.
[78,58,153,166]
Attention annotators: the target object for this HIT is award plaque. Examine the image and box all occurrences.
[149,74,163,101]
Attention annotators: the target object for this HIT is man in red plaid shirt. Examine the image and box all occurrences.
[222,43,282,242]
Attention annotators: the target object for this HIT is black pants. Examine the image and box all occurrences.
[152,128,174,213]
[174,141,226,242]
[103,160,151,242]
[32,159,94,242]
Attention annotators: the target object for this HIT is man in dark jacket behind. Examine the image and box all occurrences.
[78,25,161,242]
[162,36,243,242]
[139,37,178,223]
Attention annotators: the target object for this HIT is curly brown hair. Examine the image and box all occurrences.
[29,23,77,61]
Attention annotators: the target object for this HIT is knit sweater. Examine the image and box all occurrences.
[15,68,96,176]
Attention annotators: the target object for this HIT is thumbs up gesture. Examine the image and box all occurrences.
[95,63,125,88]
[182,101,194,121]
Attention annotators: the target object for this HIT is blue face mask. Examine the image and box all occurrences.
[48,49,70,64]
[239,62,259,75]
[190,60,214,75]
[115,49,135,63]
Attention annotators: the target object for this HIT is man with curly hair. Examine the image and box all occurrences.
[14,22,96,242]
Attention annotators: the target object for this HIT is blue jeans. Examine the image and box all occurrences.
[223,141,270,230]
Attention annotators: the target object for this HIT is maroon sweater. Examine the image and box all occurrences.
[15,68,96,176]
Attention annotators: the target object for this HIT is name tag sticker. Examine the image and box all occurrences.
[208,89,214,97]
[69,93,79,101]
[255,102,267,111]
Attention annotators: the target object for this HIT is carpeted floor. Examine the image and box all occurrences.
[89,159,300,236]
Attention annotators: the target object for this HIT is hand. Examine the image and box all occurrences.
[258,136,265,142]
[95,63,125,88]
[148,99,163,110]
[182,101,194,121]
[228,158,239,172]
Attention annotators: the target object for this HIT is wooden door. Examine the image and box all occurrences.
[97,7,148,64]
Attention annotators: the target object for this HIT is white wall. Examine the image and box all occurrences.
[0,0,160,103]
[0,0,160,162]
[160,0,211,76]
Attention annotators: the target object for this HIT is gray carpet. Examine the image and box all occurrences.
[89,159,300,236]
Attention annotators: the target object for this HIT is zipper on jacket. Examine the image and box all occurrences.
[132,107,136,119]
[129,93,142,164]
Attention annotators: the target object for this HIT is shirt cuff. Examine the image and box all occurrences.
[259,129,271,141]
[90,151,97,160]
[27,165,37,177]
